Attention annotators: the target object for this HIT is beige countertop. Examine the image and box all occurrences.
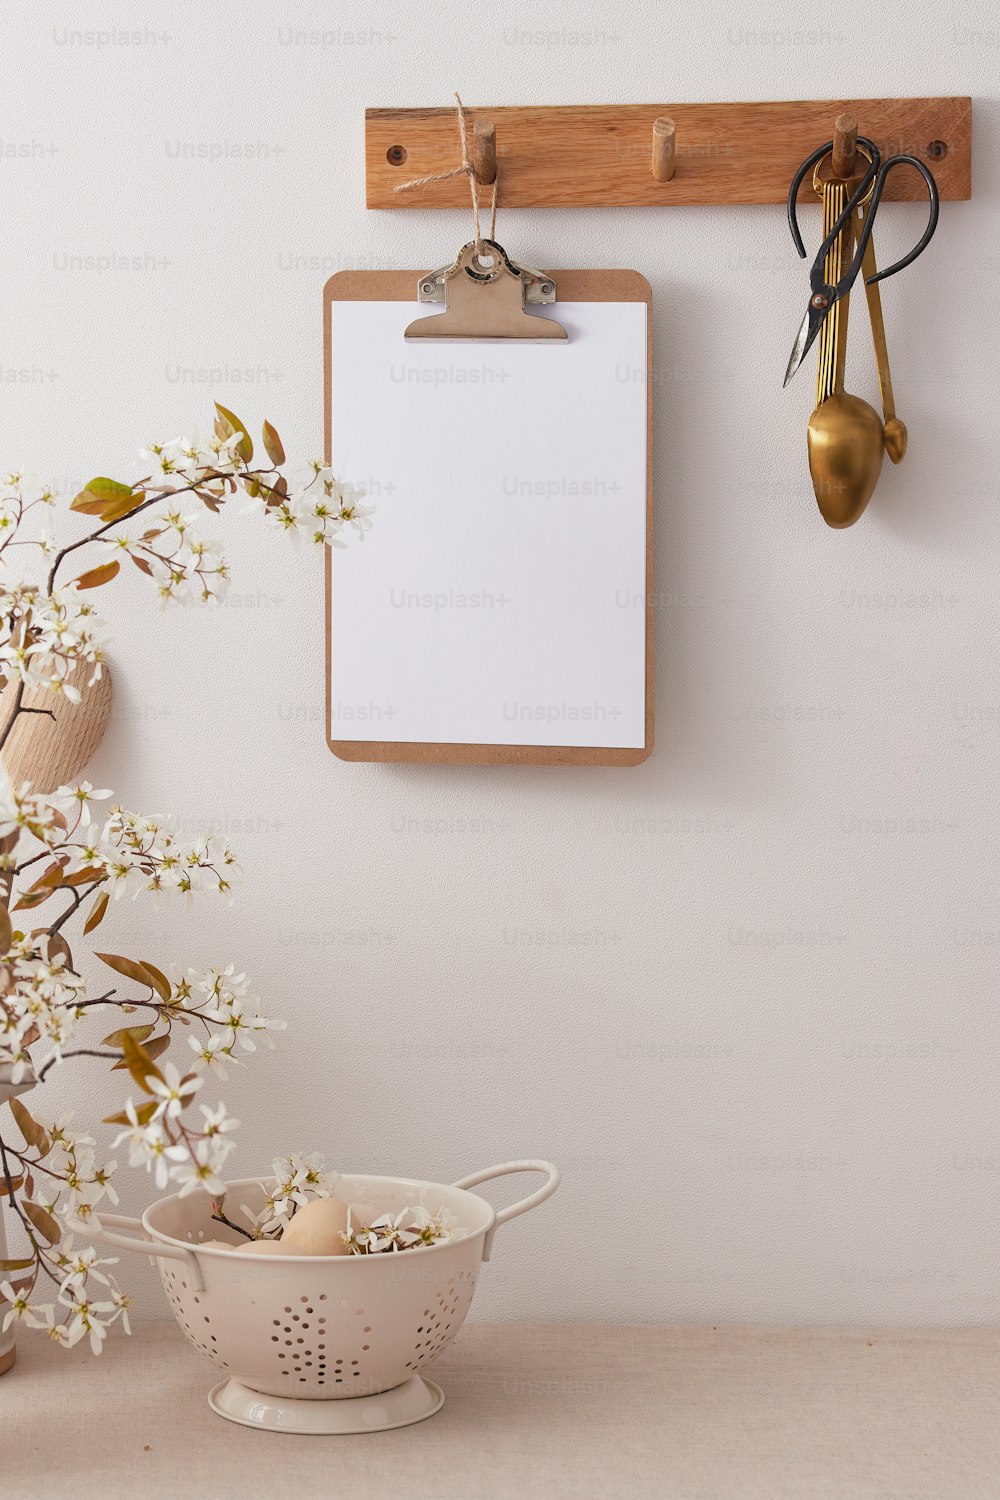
[6,1319,1000,1499]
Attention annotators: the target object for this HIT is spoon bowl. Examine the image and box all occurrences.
[807,392,884,528]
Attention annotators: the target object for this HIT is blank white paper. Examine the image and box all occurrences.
[328,299,648,748]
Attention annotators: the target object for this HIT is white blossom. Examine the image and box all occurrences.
[169,1135,234,1198]
[147,1061,202,1121]
[54,781,113,828]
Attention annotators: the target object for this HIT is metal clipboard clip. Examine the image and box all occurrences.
[404,240,567,342]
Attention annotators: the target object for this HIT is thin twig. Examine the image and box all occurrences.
[37,1047,120,1081]
[210,1211,254,1242]
[0,680,25,754]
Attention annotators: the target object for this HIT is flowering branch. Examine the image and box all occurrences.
[0,403,371,1352]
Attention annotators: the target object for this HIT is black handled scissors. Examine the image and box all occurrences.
[783,135,939,387]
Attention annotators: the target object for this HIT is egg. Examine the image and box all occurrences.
[232,1230,314,1254]
[279,1196,351,1256]
[198,1238,240,1252]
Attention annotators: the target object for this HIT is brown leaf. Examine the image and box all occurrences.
[73,560,121,591]
[100,1022,154,1049]
[94,952,160,990]
[103,1099,158,1128]
[114,1031,170,1068]
[262,420,285,466]
[139,961,171,1003]
[23,860,68,896]
[22,1199,60,1245]
[46,931,72,968]
[13,888,53,912]
[129,554,154,578]
[29,928,72,970]
[83,890,109,935]
[0,905,12,955]
[59,867,104,889]
[120,1030,165,1095]
[10,1098,50,1157]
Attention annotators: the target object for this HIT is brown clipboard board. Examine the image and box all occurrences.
[324,268,653,767]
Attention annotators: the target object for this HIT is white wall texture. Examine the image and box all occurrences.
[2,0,999,1327]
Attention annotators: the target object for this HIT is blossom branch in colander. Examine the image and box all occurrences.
[0,405,372,1353]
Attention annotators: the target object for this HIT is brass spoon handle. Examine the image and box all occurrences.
[856,205,907,462]
[816,181,855,405]
[856,206,895,422]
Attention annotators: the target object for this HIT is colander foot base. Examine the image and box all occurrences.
[207,1376,445,1434]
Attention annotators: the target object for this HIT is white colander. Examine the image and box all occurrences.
[90,1160,558,1434]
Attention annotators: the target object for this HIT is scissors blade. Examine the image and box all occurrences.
[783,306,821,387]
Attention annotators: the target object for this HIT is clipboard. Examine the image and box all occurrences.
[324,257,653,767]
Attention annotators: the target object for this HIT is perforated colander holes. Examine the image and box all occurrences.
[275,1304,328,1382]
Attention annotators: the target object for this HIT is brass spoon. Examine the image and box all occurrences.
[807,193,905,528]
[807,180,885,528]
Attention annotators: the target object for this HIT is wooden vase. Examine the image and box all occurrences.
[0,660,112,794]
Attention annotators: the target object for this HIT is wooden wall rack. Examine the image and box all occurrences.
[366,98,971,209]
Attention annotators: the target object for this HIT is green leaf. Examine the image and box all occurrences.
[214,402,252,463]
[73,560,120,591]
[0,1257,36,1272]
[0,905,12,955]
[9,1098,50,1157]
[70,477,136,519]
[262,420,285,466]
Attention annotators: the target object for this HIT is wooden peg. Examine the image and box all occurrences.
[831,113,858,180]
[471,118,496,185]
[651,116,676,182]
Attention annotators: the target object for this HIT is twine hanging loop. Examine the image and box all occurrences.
[393,92,499,255]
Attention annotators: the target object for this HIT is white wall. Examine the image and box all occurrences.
[3,0,998,1327]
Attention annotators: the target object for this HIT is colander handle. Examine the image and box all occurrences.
[452,1160,560,1261]
[89,1212,205,1292]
